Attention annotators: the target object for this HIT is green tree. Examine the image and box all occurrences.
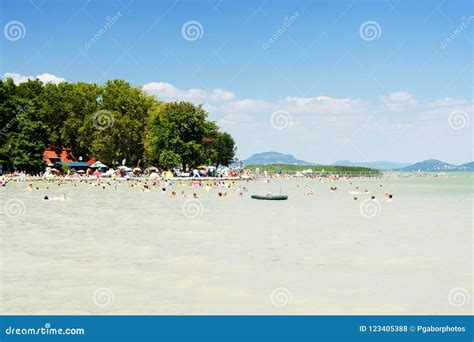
[7,102,49,171]
[40,82,102,159]
[212,132,236,167]
[0,77,237,173]
[4,79,49,172]
[0,79,19,167]
[91,80,155,166]
[146,101,217,170]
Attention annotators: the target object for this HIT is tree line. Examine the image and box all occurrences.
[0,78,236,172]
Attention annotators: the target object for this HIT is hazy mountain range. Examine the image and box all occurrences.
[241,152,474,171]
[241,152,316,166]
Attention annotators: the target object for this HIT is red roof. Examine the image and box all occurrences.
[43,147,77,165]
[43,150,57,159]
[87,157,98,166]
[60,149,76,162]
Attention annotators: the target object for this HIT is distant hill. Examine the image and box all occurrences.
[398,159,458,172]
[332,160,410,170]
[456,161,474,171]
[241,153,474,172]
[241,152,316,166]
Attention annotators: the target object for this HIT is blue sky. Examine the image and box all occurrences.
[1,0,472,164]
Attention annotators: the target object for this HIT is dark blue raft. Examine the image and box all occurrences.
[251,194,288,200]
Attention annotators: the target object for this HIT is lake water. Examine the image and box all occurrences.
[1,174,472,314]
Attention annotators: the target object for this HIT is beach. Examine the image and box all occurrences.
[1,173,472,315]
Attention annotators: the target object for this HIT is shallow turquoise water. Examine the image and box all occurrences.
[0,173,472,315]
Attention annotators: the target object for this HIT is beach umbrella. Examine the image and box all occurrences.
[133,167,142,172]
[91,161,107,168]
[77,170,85,173]
[197,165,207,169]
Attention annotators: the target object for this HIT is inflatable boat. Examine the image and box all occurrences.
[251,194,288,200]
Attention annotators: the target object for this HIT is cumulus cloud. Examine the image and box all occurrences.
[380,91,418,112]
[3,72,66,84]
[142,81,235,102]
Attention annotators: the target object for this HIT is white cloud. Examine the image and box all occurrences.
[3,72,66,84]
[217,113,258,126]
[142,82,235,102]
[211,88,235,101]
[380,91,418,112]
[428,97,468,107]
[281,96,368,114]
[218,98,273,113]
[143,81,369,116]
[211,95,368,116]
